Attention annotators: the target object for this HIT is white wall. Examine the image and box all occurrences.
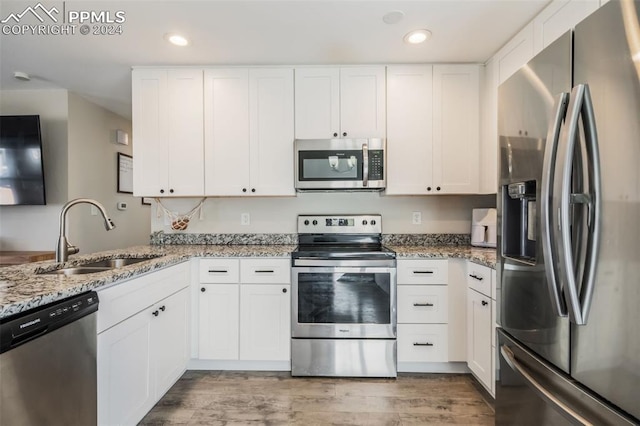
[0,90,69,250]
[67,93,150,254]
[150,192,496,234]
[0,89,150,254]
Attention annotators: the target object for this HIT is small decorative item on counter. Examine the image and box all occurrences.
[155,198,205,231]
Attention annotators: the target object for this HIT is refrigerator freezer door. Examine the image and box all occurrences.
[498,31,572,373]
[497,329,636,425]
[571,1,640,421]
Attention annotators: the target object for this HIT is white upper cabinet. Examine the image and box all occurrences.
[387,64,480,195]
[432,65,480,194]
[495,23,535,85]
[204,68,295,196]
[132,68,204,197]
[294,66,386,139]
[533,0,600,54]
[386,65,434,195]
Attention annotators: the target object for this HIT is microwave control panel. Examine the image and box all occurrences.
[368,150,384,180]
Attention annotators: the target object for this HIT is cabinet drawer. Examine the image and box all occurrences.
[97,262,189,334]
[240,258,290,284]
[397,324,448,362]
[397,285,448,324]
[199,258,240,283]
[397,259,448,284]
[467,262,492,297]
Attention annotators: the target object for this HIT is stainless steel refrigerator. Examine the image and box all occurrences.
[496,1,640,424]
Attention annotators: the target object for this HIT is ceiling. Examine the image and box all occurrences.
[0,0,550,119]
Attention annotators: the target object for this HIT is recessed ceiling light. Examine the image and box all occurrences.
[382,10,405,25]
[165,33,189,47]
[404,29,432,45]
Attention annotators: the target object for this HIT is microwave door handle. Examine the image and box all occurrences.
[362,143,369,187]
[541,92,569,317]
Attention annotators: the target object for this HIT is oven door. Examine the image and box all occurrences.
[292,266,397,339]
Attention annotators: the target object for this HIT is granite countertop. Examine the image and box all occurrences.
[0,242,496,320]
[388,244,497,269]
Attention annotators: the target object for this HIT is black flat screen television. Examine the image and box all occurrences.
[0,115,46,205]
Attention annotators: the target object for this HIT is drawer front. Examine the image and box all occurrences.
[397,285,448,324]
[97,262,190,334]
[240,258,290,284]
[397,259,448,285]
[397,324,448,362]
[467,262,492,297]
[199,258,240,283]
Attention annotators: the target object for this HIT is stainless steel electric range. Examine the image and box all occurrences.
[291,214,397,377]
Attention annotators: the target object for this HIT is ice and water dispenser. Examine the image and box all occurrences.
[502,180,537,263]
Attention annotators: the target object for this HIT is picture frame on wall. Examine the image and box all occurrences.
[141,197,153,206]
[117,152,133,194]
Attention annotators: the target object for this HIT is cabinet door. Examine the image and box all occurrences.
[533,0,599,53]
[97,308,153,426]
[294,68,340,139]
[467,288,492,389]
[166,69,204,196]
[386,65,434,195]
[198,283,240,360]
[240,284,290,361]
[248,68,295,196]
[204,68,250,195]
[340,67,386,138]
[432,65,480,194]
[152,288,190,399]
[132,69,169,196]
[496,23,534,85]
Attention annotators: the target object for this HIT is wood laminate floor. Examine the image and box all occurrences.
[139,371,495,425]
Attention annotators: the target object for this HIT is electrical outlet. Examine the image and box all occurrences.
[412,211,422,225]
[91,206,98,216]
[241,213,250,226]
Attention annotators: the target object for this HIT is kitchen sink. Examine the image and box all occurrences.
[39,255,163,275]
[80,257,158,268]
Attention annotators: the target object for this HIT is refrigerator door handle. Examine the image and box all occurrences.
[557,84,601,326]
[541,92,569,317]
[500,345,594,426]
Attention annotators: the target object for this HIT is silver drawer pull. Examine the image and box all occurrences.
[254,269,275,273]
[413,270,434,274]
[469,274,484,281]
[413,342,434,346]
[208,269,228,273]
[413,303,434,307]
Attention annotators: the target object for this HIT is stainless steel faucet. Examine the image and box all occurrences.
[56,198,116,263]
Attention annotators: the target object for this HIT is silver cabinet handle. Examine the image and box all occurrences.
[556,84,601,326]
[413,342,434,347]
[362,143,369,187]
[413,303,434,307]
[541,92,569,318]
[500,345,593,425]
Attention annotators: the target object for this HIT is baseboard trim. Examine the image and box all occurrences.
[397,361,470,373]
[188,359,291,371]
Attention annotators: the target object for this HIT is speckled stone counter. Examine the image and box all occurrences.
[0,244,294,320]
[388,245,497,269]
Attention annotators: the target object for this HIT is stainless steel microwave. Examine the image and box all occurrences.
[294,138,386,191]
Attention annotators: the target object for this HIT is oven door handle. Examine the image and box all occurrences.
[292,259,396,268]
[362,142,369,187]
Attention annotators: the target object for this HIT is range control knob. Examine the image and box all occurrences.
[371,220,377,226]
[304,220,310,226]
[312,220,318,225]
[362,220,368,225]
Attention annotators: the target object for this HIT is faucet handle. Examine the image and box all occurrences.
[67,245,79,256]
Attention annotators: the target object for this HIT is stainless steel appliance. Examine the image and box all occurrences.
[0,291,99,425]
[497,2,639,424]
[291,214,397,377]
[294,138,386,191]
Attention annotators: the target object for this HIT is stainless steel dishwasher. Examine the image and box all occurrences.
[1,291,99,426]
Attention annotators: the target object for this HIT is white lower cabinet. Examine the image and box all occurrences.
[197,258,291,365]
[398,324,448,362]
[97,263,190,426]
[466,261,496,395]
